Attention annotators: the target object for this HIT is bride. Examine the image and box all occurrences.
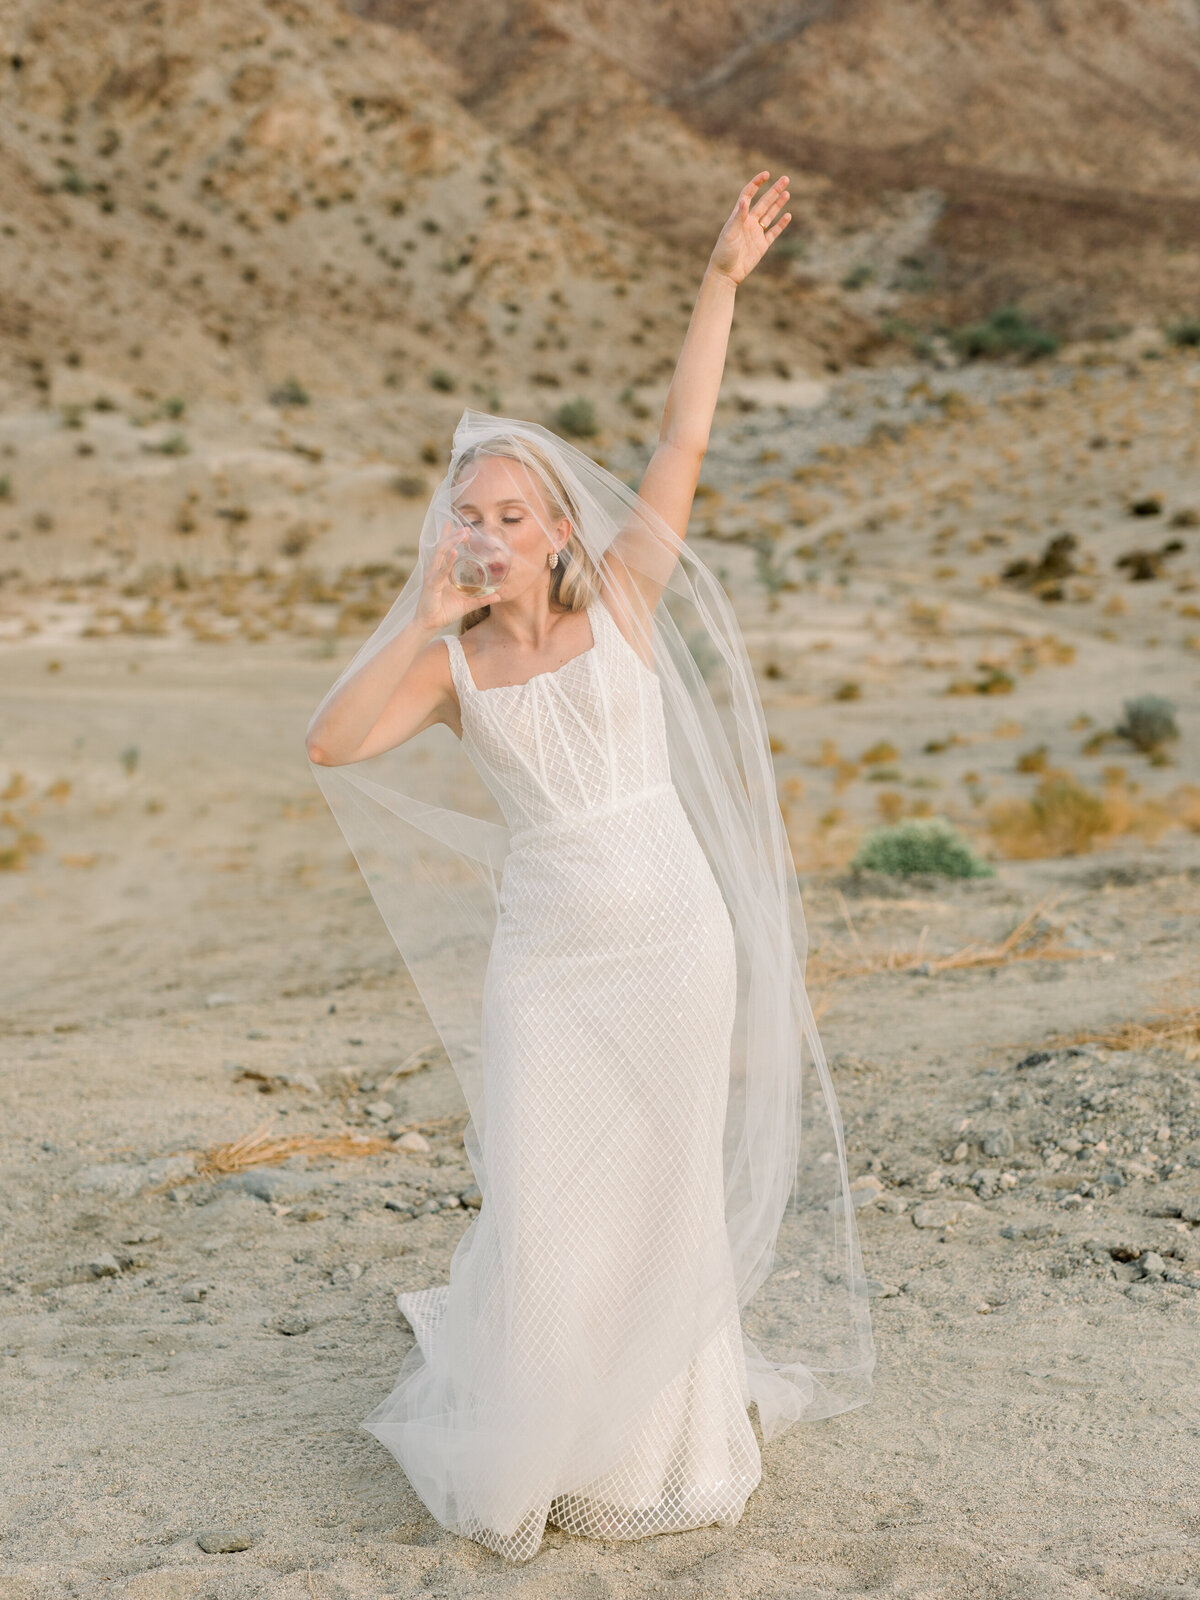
[305,173,874,1563]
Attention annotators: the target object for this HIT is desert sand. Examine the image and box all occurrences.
[3,0,1200,1589]
[2,339,1199,1598]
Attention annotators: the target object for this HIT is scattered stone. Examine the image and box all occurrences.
[275,1313,309,1336]
[850,1174,885,1195]
[196,1529,253,1553]
[912,1199,980,1229]
[982,1125,1014,1158]
[277,1071,321,1095]
[1181,1197,1200,1224]
[951,1141,968,1163]
[920,1169,944,1193]
[223,1168,320,1203]
[1138,1251,1167,1278]
[865,1279,900,1298]
[395,1131,431,1154]
[416,1198,441,1215]
[204,993,238,1008]
[87,1253,121,1277]
[365,1100,394,1121]
[330,1262,363,1285]
[460,1184,482,1209]
[436,1193,462,1209]
[385,1199,416,1219]
[1124,1283,1160,1303]
[75,1154,197,1199]
[876,1196,907,1214]
[181,1281,210,1302]
[1014,1048,1087,1071]
[1000,1222,1059,1241]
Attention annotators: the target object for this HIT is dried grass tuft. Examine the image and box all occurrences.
[809,895,1108,990]
[987,769,1181,858]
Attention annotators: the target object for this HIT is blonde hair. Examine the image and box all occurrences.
[450,436,602,634]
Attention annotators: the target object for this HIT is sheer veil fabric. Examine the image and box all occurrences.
[306,408,874,1557]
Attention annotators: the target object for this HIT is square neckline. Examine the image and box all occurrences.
[453,600,599,695]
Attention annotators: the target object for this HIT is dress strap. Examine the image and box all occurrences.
[443,632,473,703]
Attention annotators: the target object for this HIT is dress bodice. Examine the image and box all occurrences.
[443,593,672,834]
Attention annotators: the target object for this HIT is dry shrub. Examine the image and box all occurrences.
[861,740,900,765]
[988,768,1180,857]
[1046,1001,1200,1061]
[152,1114,466,1192]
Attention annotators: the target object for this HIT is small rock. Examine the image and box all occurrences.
[1000,1221,1058,1241]
[436,1193,462,1209]
[983,1125,1014,1158]
[196,1529,253,1553]
[865,1279,900,1298]
[75,1154,196,1200]
[998,1171,1018,1190]
[365,1100,394,1121]
[1180,1196,1200,1224]
[416,1198,441,1215]
[849,1174,885,1195]
[330,1262,363,1285]
[876,1196,907,1215]
[224,1168,318,1203]
[181,1281,210,1302]
[395,1131,430,1154]
[385,1199,416,1218]
[204,993,238,1008]
[277,1071,321,1095]
[920,1169,944,1193]
[1139,1251,1167,1278]
[275,1313,309,1336]
[912,1199,975,1229]
[952,1142,969,1163]
[459,1184,482,1209]
[88,1254,121,1278]
[1125,1282,1160,1303]
[1058,1136,1083,1155]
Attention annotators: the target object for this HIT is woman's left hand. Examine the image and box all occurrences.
[708,172,792,286]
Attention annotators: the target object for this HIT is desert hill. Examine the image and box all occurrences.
[349,0,1200,335]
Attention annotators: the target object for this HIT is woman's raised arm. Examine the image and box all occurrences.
[609,173,792,612]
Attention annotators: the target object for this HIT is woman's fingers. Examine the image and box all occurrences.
[750,178,789,228]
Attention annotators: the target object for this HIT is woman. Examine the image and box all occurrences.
[306,173,874,1563]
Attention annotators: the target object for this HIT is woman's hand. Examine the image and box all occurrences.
[707,172,792,287]
[414,521,488,632]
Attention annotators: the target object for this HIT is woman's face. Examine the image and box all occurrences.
[450,456,566,601]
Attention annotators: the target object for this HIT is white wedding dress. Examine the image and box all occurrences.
[361,588,762,1561]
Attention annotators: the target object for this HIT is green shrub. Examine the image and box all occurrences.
[428,367,456,392]
[1116,695,1179,753]
[851,816,994,878]
[554,397,598,437]
[950,305,1058,362]
[269,377,310,406]
[1165,319,1200,348]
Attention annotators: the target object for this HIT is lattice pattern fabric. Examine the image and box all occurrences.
[360,593,763,1561]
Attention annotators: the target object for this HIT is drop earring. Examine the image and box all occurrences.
[548,549,558,568]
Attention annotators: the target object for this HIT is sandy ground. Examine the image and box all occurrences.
[2,350,1199,1598]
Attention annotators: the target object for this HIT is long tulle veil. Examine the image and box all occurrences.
[306,407,874,1504]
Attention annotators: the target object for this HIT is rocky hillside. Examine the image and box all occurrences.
[0,0,863,434]
[350,0,1200,336]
